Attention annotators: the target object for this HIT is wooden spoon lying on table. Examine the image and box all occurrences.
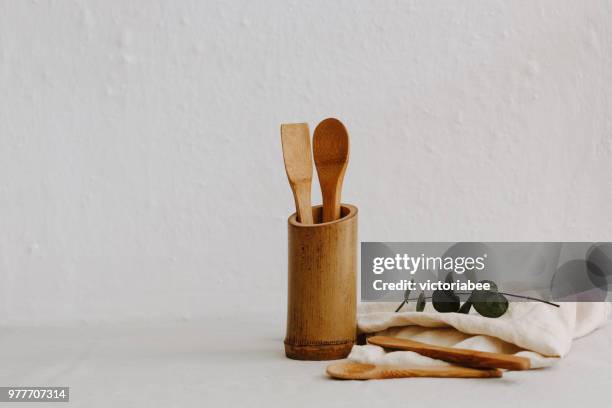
[313,118,349,222]
[280,123,313,224]
[367,336,531,370]
[326,362,502,380]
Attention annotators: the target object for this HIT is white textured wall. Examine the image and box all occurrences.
[0,1,610,325]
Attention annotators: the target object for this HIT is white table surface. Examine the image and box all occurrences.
[0,313,610,408]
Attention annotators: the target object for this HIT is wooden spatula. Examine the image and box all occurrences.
[313,118,349,222]
[280,123,313,224]
[367,336,531,370]
[326,362,502,380]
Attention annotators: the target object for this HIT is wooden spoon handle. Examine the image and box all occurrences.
[321,185,341,222]
[326,362,502,380]
[368,336,531,370]
[374,365,502,379]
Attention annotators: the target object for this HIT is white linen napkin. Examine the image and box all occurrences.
[350,301,611,368]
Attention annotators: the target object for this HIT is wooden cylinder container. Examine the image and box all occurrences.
[284,204,357,360]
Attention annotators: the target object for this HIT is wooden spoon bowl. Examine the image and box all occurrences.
[313,118,349,223]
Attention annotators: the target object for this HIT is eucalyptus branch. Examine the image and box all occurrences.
[394,284,560,316]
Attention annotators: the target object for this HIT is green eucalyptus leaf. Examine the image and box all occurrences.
[471,280,499,305]
[432,290,460,313]
[445,272,455,284]
[479,280,498,292]
[473,292,508,318]
[471,290,488,305]
[458,300,472,314]
[416,292,426,312]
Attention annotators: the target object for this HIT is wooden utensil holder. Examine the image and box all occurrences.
[284,204,357,360]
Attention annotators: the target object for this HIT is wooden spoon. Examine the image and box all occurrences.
[313,118,349,222]
[367,336,531,370]
[326,362,502,380]
[280,123,313,224]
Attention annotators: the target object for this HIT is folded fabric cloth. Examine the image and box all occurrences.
[350,301,611,368]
